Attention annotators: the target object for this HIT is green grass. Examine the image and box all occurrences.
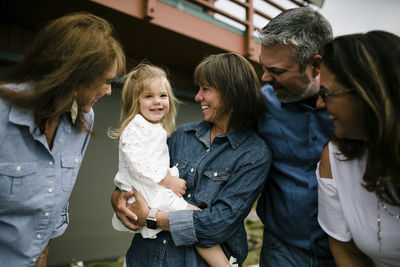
[243,210,263,266]
[86,262,122,267]
[83,257,124,267]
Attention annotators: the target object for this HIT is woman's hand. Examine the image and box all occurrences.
[127,190,150,227]
[111,188,163,228]
[159,172,187,197]
[111,189,141,230]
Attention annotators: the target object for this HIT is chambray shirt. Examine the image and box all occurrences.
[125,121,271,267]
[256,84,333,256]
[0,86,93,266]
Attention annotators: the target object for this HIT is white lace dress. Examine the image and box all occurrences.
[112,114,188,238]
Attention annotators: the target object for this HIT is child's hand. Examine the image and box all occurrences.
[159,171,187,197]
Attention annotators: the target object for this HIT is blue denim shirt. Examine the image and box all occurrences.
[0,85,93,266]
[256,84,333,257]
[125,121,271,266]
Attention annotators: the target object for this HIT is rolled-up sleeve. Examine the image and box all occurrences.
[170,144,271,248]
[51,203,69,238]
[169,209,197,246]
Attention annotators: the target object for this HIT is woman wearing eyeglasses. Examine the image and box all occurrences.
[315,30,400,267]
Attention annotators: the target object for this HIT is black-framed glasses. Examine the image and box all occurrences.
[319,88,355,102]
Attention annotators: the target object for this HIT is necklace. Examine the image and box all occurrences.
[377,198,400,251]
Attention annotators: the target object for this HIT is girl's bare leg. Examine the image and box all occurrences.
[196,246,229,267]
[186,204,229,266]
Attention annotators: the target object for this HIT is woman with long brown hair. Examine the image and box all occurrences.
[0,12,125,266]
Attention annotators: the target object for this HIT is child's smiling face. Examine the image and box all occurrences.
[139,77,170,124]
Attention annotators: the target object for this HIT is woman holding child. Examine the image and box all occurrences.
[112,52,271,266]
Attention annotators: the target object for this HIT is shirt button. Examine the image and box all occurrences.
[163,239,167,244]
[45,212,50,217]
[74,158,79,163]
[190,168,194,173]
[16,166,21,171]
[32,258,37,263]
[187,193,191,198]
[48,161,53,166]
[48,188,53,193]
[214,172,218,177]
[36,234,41,239]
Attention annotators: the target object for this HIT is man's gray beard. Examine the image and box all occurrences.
[279,81,317,104]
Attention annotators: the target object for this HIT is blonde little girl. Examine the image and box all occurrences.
[108,63,235,267]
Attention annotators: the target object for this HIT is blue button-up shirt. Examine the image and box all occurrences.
[125,121,271,266]
[256,84,333,257]
[0,87,93,266]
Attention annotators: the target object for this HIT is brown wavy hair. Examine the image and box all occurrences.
[0,12,125,132]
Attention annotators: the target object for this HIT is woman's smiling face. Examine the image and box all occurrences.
[77,60,117,113]
[194,82,230,126]
[317,63,368,141]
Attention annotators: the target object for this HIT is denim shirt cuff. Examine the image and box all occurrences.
[169,210,197,246]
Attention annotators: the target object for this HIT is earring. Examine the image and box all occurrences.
[71,98,78,124]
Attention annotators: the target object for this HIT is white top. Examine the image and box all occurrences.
[317,142,400,267]
[112,114,187,238]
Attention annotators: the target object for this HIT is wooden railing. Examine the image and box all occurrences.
[182,0,309,58]
[91,0,315,61]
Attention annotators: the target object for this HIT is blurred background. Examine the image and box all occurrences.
[1,0,399,266]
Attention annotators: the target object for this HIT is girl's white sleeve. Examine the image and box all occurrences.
[120,118,167,184]
[316,161,352,242]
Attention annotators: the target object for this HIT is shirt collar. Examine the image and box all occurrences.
[280,96,321,111]
[264,83,320,111]
[9,104,36,132]
[183,121,251,149]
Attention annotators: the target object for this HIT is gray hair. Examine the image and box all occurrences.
[260,7,332,71]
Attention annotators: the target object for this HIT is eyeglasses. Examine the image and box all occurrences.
[319,88,355,102]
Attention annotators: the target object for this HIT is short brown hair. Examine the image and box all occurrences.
[194,53,265,130]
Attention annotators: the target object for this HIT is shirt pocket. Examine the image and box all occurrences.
[172,158,189,175]
[61,153,81,192]
[198,168,230,205]
[0,162,37,201]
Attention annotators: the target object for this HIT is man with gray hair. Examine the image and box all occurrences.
[256,7,335,266]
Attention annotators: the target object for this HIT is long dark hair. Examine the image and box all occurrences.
[322,31,400,206]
